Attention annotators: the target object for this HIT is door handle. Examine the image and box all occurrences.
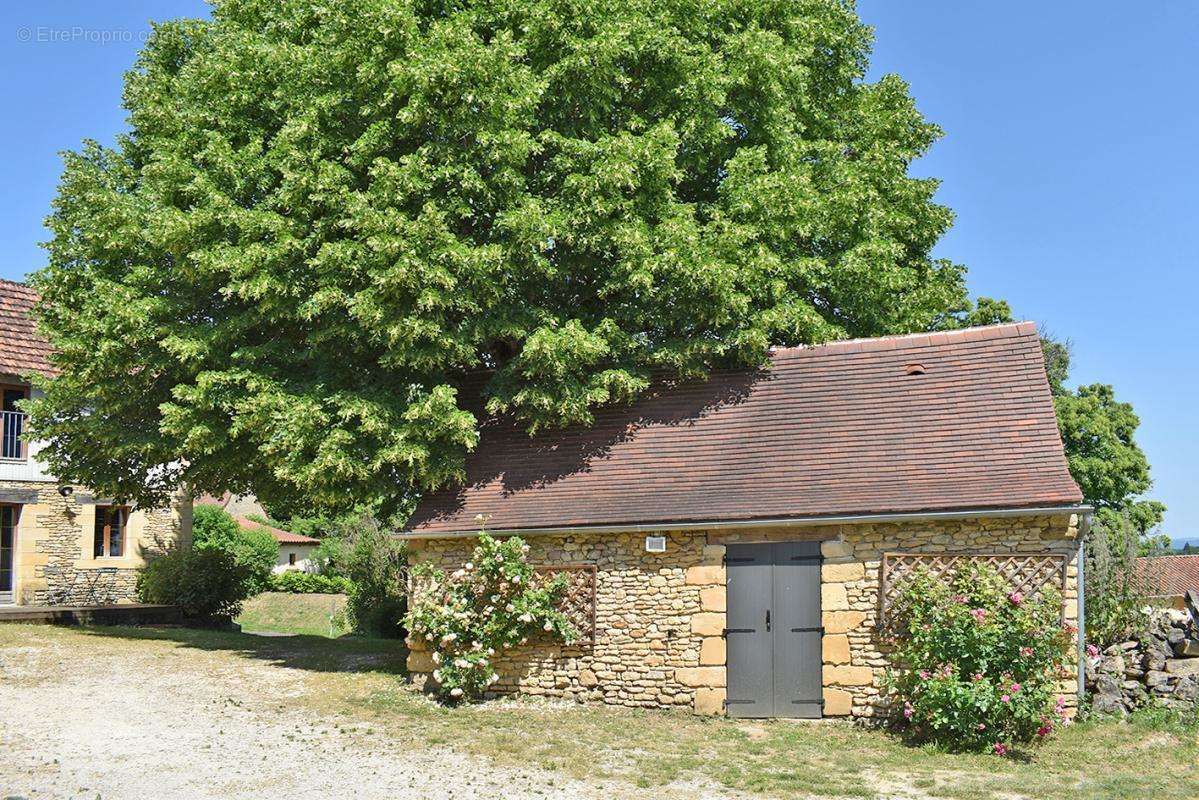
[765,609,771,632]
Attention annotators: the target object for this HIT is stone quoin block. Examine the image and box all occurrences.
[699,585,726,612]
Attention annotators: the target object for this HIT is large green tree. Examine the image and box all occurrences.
[31,0,969,514]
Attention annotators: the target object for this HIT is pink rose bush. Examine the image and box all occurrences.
[406,532,577,703]
[885,564,1074,755]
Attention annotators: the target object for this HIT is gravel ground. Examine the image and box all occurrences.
[0,629,738,800]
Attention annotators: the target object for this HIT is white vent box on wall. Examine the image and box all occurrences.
[645,535,666,553]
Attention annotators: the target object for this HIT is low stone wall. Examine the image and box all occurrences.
[1086,608,1199,714]
[406,513,1081,718]
[3,480,191,605]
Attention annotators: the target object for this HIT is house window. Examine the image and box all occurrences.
[93,506,127,558]
[0,505,16,595]
[288,552,297,566]
[1,385,28,460]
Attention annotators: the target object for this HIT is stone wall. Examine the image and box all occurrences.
[3,480,192,605]
[406,513,1081,718]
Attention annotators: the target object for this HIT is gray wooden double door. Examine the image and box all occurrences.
[725,541,823,718]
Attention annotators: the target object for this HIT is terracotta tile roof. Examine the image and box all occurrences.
[1136,555,1199,597]
[0,279,54,377]
[235,516,320,546]
[407,322,1084,535]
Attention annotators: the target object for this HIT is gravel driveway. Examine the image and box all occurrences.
[0,627,736,800]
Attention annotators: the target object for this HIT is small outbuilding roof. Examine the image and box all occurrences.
[406,322,1084,536]
[235,516,320,546]
[0,279,55,377]
[1136,555,1199,597]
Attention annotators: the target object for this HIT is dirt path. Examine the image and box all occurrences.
[0,628,736,800]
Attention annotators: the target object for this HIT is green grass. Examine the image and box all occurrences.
[6,624,1198,799]
[236,591,349,637]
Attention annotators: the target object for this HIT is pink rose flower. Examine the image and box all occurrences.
[1008,591,1024,605]
[1010,683,1021,693]
[919,670,930,680]
[1001,694,1011,703]
[903,702,914,719]
[1085,643,1100,658]
[993,742,1008,756]
[970,608,987,622]
[976,722,986,731]
[1020,646,1034,658]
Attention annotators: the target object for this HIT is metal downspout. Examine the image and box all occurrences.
[1076,511,1093,705]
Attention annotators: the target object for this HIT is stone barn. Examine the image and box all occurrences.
[402,322,1090,720]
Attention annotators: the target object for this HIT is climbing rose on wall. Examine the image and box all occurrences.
[406,532,576,702]
[886,564,1074,755]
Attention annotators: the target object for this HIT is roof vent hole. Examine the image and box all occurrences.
[905,363,927,376]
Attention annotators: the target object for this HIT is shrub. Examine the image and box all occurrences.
[268,570,353,594]
[886,564,1074,755]
[137,546,251,623]
[310,534,350,579]
[193,504,278,596]
[1085,512,1151,646]
[341,515,409,638]
[406,532,576,703]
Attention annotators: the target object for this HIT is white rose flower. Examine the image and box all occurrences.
[454,658,470,668]
[519,637,528,645]
[471,641,482,650]
[432,652,442,664]
[465,562,474,571]
[442,632,457,643]
[505,604,515,613]
[519,613,533,623]
[543,622,553,632]
[512,574,521,584]
[450,687,464,698]
[433,669,442,681]
[486,648,495,656]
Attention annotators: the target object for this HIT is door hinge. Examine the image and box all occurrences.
[722,628,754,637]
[789,626,825,634]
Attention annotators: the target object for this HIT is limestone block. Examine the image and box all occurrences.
[701,545,726,565]
[700,586,726,612]
[823,688,853,716]
[578,669,598,687]
[822,610,867,633]
[408,650,436,673]
[820,582,849,611]
[821,540,853,559]
[691,612,725,637]
[823,665,874,687]
[686,565,725,586]
[694,687,725,715]
[822,634,850,665]
[675,667,726,688]
[822,562,864,582]
[700,637,726,666]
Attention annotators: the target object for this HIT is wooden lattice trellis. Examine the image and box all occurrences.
[879,552,1068,629]
[534,564,597,647]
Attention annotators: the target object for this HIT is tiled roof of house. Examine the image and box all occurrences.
[407,322,1084,535]
[1136,555,1199,597]
[235,516,320,546]
[0,279,55,377]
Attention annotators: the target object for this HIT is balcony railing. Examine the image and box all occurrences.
[1,410,26,460]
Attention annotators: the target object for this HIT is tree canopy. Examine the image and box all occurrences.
[31,0,970,515]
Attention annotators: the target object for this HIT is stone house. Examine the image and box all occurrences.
[0,279,191,607]
[402,322,1091,720]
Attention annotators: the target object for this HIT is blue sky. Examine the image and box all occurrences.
[2,2,1195,538]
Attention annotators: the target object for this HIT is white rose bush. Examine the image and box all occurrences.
[406,533,577,702]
